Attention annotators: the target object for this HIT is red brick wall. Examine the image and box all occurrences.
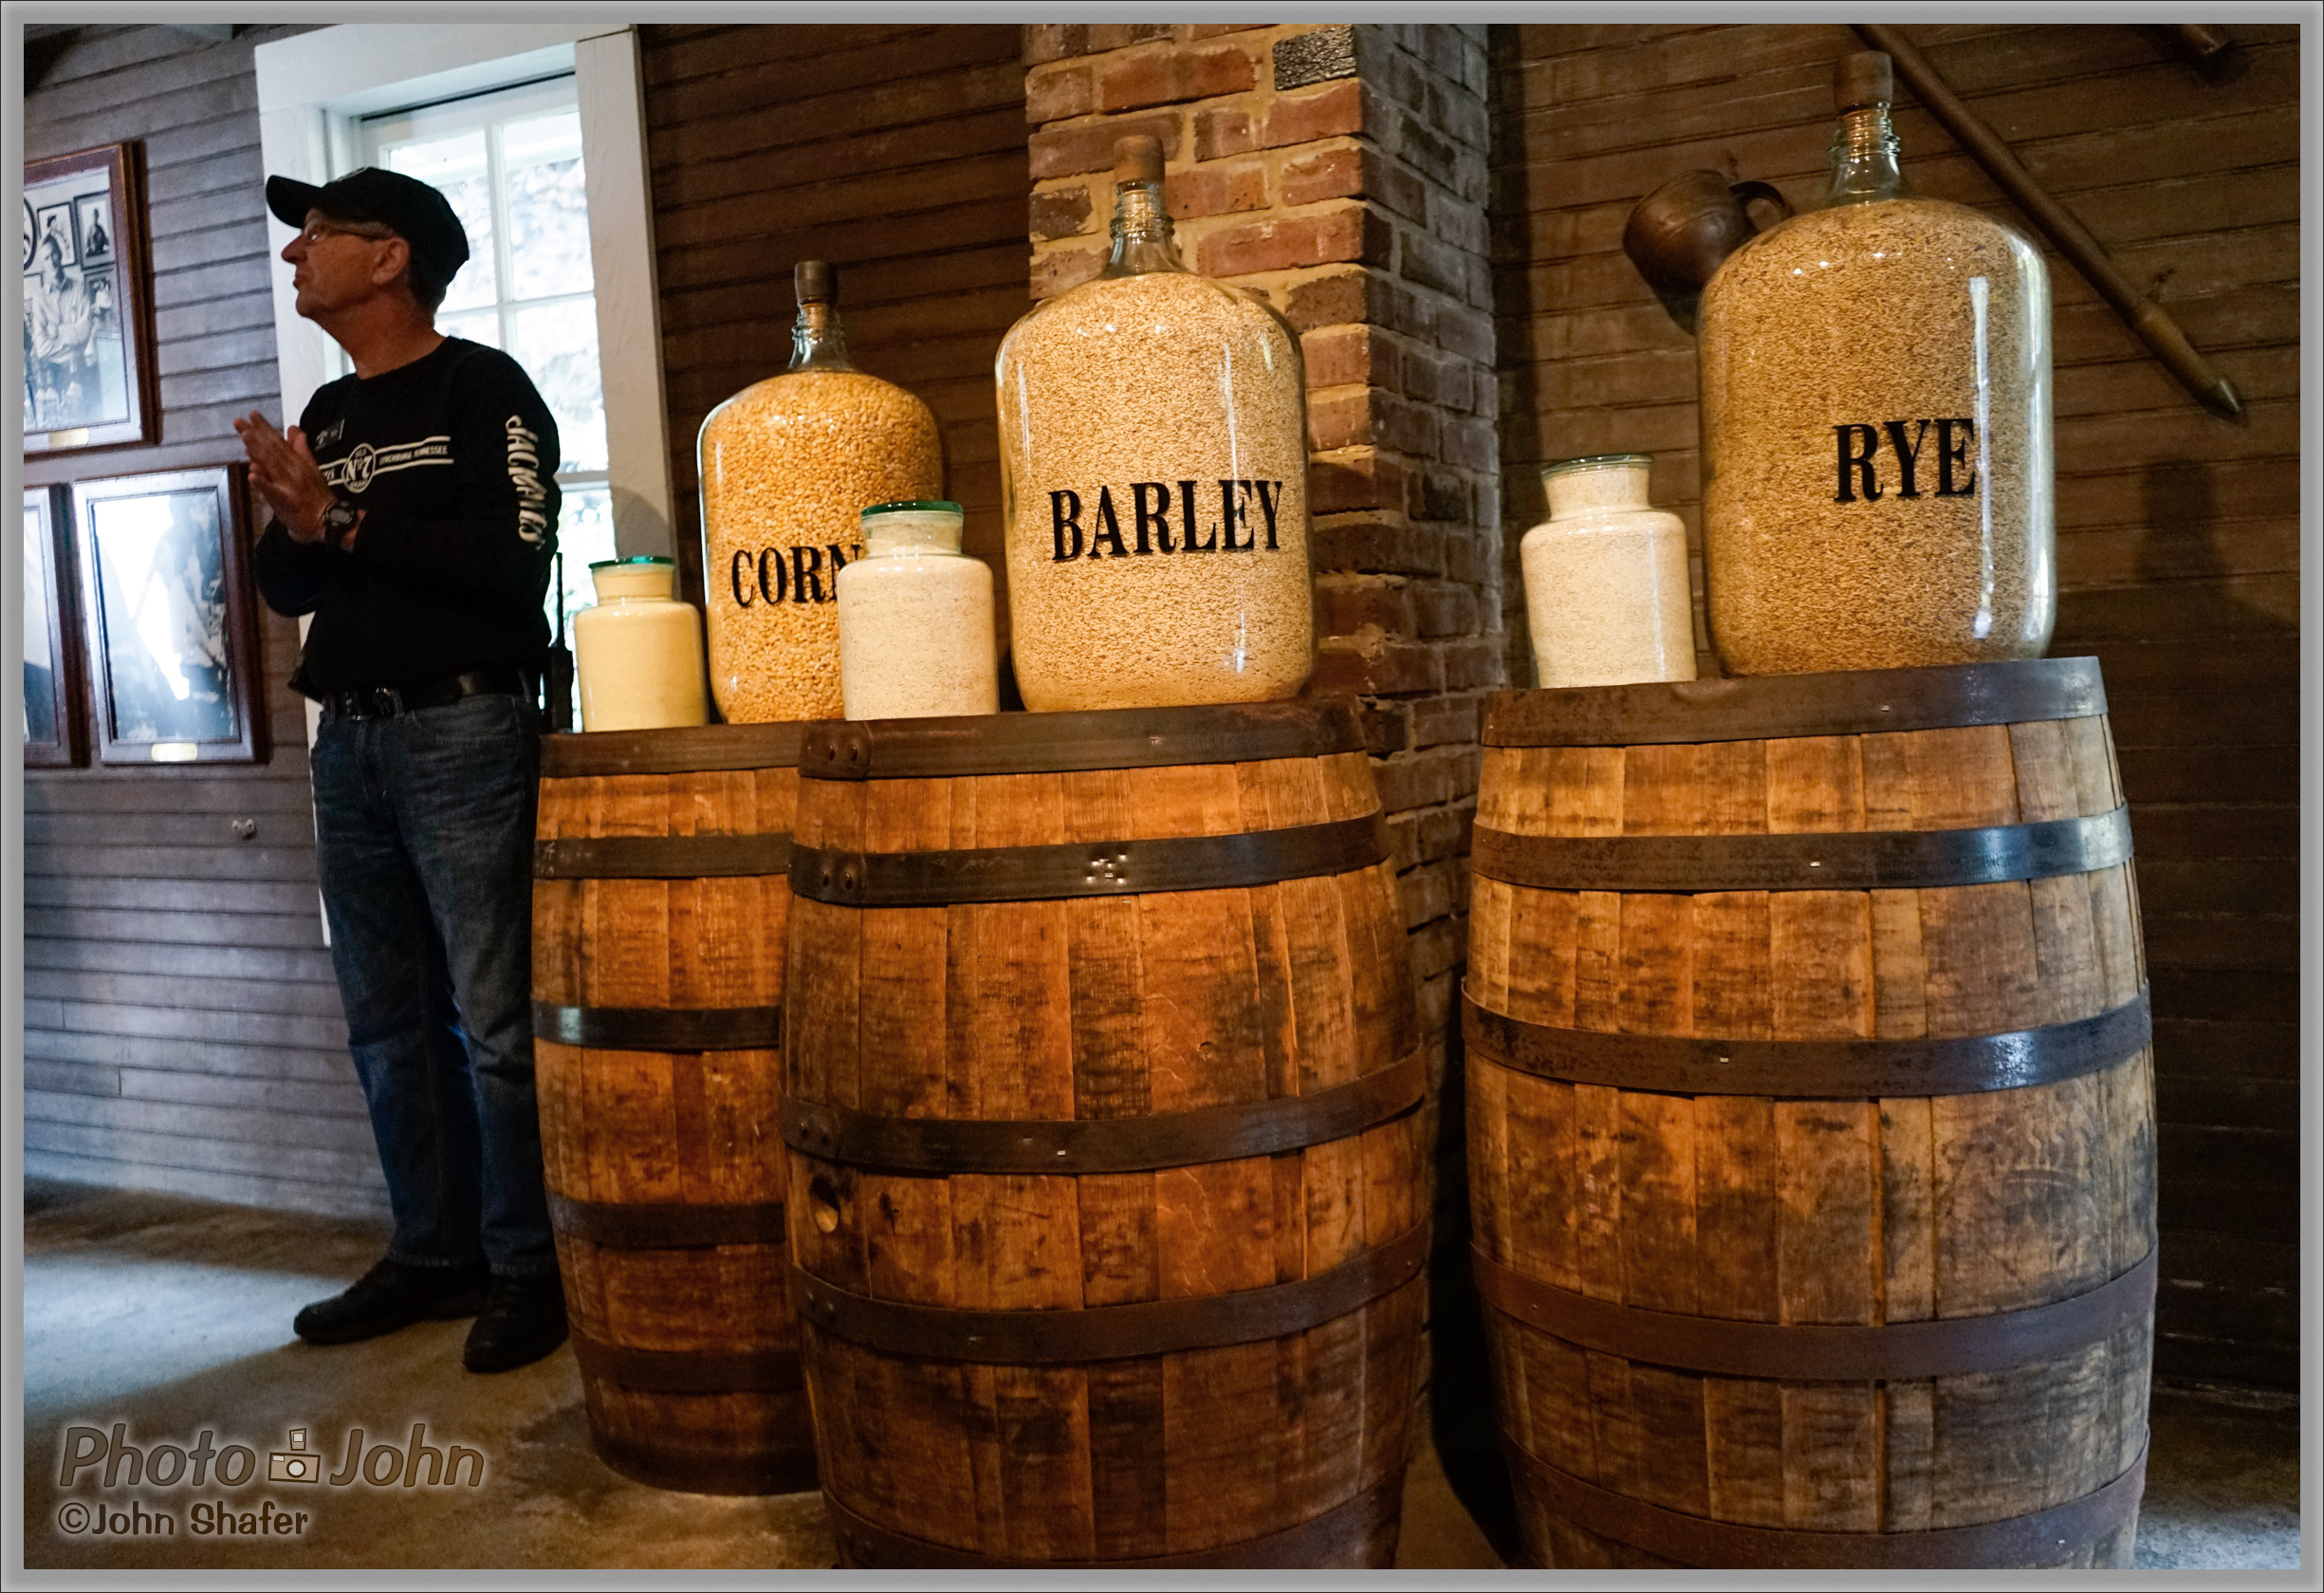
[1024,23,1503,1099]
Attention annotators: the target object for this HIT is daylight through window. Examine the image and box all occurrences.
[358,75,612,685]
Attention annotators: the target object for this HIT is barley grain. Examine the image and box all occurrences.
[997,269,1315,712]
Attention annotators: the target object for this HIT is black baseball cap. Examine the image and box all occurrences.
[266,167,470,286]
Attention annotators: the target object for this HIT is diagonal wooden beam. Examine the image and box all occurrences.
[1855,23,2243,421]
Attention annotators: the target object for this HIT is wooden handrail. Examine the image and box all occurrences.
[1855,23,2243,420]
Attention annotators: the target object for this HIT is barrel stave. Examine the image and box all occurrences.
[533,769,793,1016]
[532,747,804,1493]
[788,1114,1427,1559]
[788,751,1413,1107]
[1469,688,2153,1568]
[563,1232,802,1462]
[789,732,1423,1565]
[796,1299,1422,1561]
[1471,1061,2152,1562]
[563,1237,793,1346]
[579,1383,802,1490]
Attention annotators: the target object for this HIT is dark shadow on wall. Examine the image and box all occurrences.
[1485,24,1542,695]
[1424,1036,1522,1564]
[2057,457,2296,652]
[2112,455,2301,1395]
[2118,459,2296,636]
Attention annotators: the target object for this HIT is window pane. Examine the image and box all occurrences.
[504,111,593,301]
[511,299,605,472]
[438,307,500,349]
[379,131,495,311]
[552,486,616,619]
[547,484,616,728]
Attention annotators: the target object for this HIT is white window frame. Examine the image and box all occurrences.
[253,24,673,564]
[354,77,616,528]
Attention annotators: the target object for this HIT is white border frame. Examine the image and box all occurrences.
[253,23,675,562]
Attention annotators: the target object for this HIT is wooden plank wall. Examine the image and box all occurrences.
[19,26,388,1217]
[1488,21,2299,1390]
[637,23,1030,639]
[18,22,1032,1218]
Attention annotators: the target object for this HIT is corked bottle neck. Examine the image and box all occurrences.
[788,300,857,372]
[1822,103,1909,207]
[1103,180,1186,277]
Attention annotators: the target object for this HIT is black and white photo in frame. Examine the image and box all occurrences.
[24,142,157,455]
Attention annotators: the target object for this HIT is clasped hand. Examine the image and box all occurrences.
[234,410,337,544]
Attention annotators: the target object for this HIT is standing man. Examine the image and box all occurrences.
[237,167,565,1373]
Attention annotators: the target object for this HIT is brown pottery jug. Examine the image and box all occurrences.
[1622,170,1791,326]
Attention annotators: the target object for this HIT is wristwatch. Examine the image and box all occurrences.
[319,498,360,553]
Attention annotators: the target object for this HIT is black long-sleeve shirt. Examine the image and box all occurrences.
[253,337,560,695]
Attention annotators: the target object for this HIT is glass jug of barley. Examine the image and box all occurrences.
[995,136,1315,712]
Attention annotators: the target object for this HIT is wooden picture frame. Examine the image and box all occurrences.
[23,141,158,456]
[21,484,87,767]
[71,465,269,767]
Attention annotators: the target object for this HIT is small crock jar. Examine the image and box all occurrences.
[1520,454,1697,688]
[572,555,710,732]
[835,500,999,720]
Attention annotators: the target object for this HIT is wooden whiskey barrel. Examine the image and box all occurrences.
[1465,658,2154,1569]
[783,699,1428,1568]
[532,722,810,1494]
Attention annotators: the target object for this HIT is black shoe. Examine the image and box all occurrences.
[293,1256,489,1346]
[463,1273,568,1373]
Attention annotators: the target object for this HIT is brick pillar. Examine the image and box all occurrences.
[1024,19,1500,1063]
[1022,20,1502,1390]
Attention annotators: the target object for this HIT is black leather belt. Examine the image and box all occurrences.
[319,666,529,721]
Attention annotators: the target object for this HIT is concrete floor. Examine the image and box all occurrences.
[17,1177,2299,1571]
[18,1178,1493,1571]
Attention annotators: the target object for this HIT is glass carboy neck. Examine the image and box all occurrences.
[1103,180,1187,277]
[1822,104,1909,207]
[789,300,857,372]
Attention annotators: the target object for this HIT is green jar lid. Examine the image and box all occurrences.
[588,554,675,569]
[1540,454,1652,480]
[861,499,962,518]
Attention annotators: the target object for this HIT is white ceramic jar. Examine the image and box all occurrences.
[1519,454,1697,689]
[572,556,710,732]
[835,500,999,720]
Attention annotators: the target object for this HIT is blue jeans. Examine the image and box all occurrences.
[310,692,553,1278]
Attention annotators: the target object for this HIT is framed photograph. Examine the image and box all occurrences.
[74,194,114,264]
[24,142,158,455]
[22,484,87,767]
[34,202,76,266]
[71,466,269,766]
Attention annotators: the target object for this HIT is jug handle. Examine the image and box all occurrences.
[1729,179,1793,224]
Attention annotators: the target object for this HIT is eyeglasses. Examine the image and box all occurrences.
[295,219,395,248]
